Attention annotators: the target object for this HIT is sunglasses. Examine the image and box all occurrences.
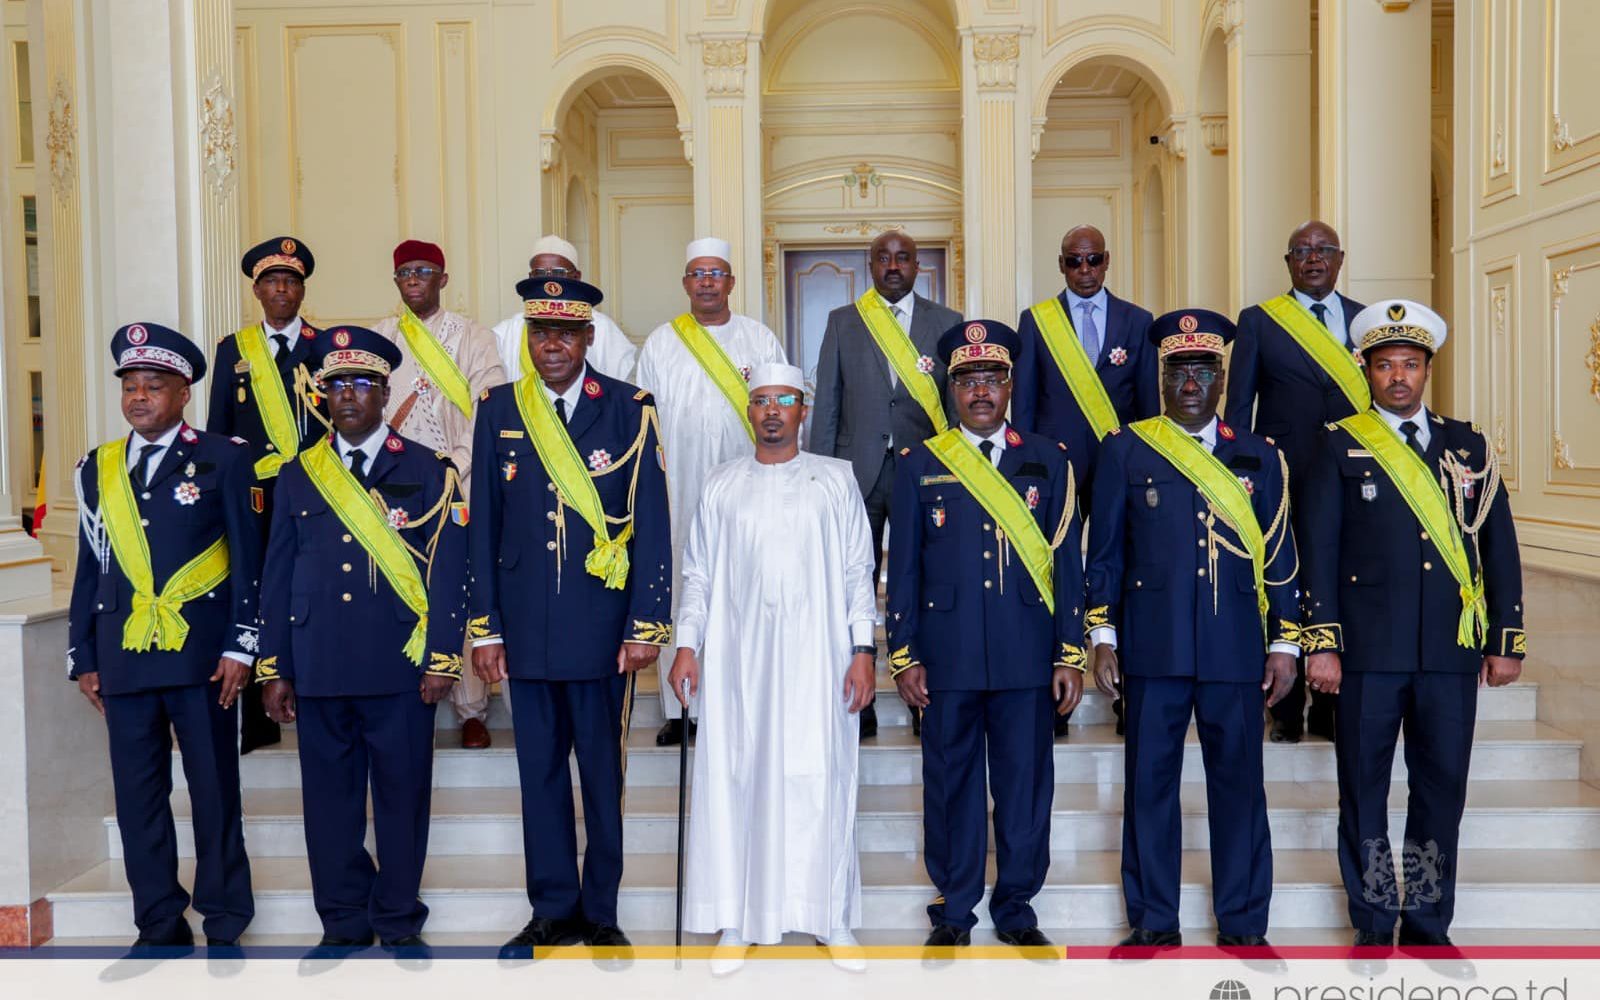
[1063,253,1107,270]
[750,393,802,408]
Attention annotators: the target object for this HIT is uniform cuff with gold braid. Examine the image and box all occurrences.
[1083,605,1112,642]
[466,614,496,642]
[629,619,674,647]
[1054,643,1088,673]
[1497,627,1528,659]
[426,651,464,679]
[1274,619,1303,647]
[888,644,920,679]
[254,656,280,684]
[1299,623,1344,654]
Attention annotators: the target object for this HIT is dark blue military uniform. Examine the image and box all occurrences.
[1085,311,1300,940]
[468,278,671,934]
[207,236,327,752]
[886,320,1086,936]
[1299,302,1524,943]
[1012,290,1159,499]
[256,328,469,945]
[68,323,257,945]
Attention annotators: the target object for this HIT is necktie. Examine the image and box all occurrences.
[271,333,290,359]
[1310,302,1329,328]
[347,449,367,484]
[134,443,161,489]
[1400,420,1424,457]
[1080,303,1101,364]
[1192,434,1205,448]
[555,397,568,424]
[979,440,995,466]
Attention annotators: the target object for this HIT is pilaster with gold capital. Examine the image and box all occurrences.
[692,32,762,317]
[960,27,1031,320]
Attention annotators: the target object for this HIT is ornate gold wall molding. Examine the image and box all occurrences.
[44,75,75,191]
[971,31,1020,91]
[1586,315,1600,403]
[700,36,748,97]
[200,71,238,195]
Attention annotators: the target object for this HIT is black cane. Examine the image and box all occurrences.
[675,678,690,968]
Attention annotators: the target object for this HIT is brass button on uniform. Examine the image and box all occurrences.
[983,551,992,559]
[546,511,556,521]
[1197,568,1206,578]
[983,580,992,589]
[1420,531,1430,541]
[1197,540,1206,549]
[546,540,558,551]
[341,593,352,602]
[1350,575,1358,582]
[341,563,352,573]
[342,533,352,543]
[1423,561,1433,571]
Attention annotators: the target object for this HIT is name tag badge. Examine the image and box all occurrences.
[1145,486,1160,509]
[234,359,251,374]
[919,474,958,486]
[1360,481,1378,502]
[1347,449,1372,458]
[499,429,525,439]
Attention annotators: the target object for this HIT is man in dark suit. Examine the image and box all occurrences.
[1226,220,1367,743]
[809,231,962,738]
[1299,300,1524,953]
[887,319,1086,952]
[1012,224,1159,738]
[469,277,672,956]
[207,235,328,752]
[258,326,468,959]
[1086,310,1299,951]
[69,323,257,952]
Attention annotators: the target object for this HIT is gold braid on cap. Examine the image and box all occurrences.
[1158,332,1226,359]
[525,300,593,322]
[316,350,392,378]
[1358,324,1437,354]
[250,254,306,280]
[948,343,1012,371]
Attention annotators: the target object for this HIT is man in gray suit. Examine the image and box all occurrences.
[809,231,963,738]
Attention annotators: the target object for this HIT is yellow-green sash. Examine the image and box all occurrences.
[1128,416,1268,630]
[300,438,430,664]
[1030,296,1120,441]
[1339,410,1486,648]
[397,306,473,420]
[924,429,1055,615]
[855,291,948,435]
[1261,293,1371,412]
[236,324,303,479]
[96,438,231,652]
[670,313,755,443]
[513,373,634,589]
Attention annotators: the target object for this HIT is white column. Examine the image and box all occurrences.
[695,33,761,317]
[0,159,50,598]
[961,28,1028,320]
[1320,0,1432,303]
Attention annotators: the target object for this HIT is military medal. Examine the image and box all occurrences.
[173,481,201,505]
[413,375,432,397]
[1108,347,1128,366]
[1237,475,1254,495]
[916,354,935,374]
[931,505,946,528]
[1025,485,1040,510]
[1462,479,1475,499]
[1145,486,1160,508]
[237,386,247,403]
[184,461,196,477]
[588,449,612,471]
[387,508,410,529]
[1361,481,1378,502]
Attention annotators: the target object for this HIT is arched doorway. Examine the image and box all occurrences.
[543,70,692,343]
[1195,30,1230,311]
[1030,56,1174,314]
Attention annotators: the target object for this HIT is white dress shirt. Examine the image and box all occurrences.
[125,422,183,481]
[544,364,589,421]
[336,425,388,472]
[882,292,914,388]
[1091,416,1299,656]
[959,421,1008,466]
[1292,288,1347,345]
[262,315,304,357]
[1375,403,1432,452]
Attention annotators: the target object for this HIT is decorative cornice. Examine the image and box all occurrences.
[971,32,1021,92]
[1200,113,1228,154]
[45,75,76,192]
[701,37,748,97]
[1587,315,1600,405]
[1158,117,1187,160]
[540,131,561,172]
[1223,0,1244,40]
[679,122,694,166]
[200,72,238,196]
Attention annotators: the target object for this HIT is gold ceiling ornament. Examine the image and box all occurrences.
[820,221,904,237]
[844,163,882,199]
[45,76,76,192]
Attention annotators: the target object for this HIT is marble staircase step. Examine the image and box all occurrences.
[112,779,1600,859]
[49,847,1600,938]
[184,719,1579,790]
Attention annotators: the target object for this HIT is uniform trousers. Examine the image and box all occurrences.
[921,686,1054,932]
[104,681,253,942]
[1335,671,1477,938]
[510,674,633,927]
[1121,676,1272,936]
[296,692,437,941]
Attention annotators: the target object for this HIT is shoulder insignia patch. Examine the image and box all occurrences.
[1264,435,1276,446]
[301,328,317,340]
[180,425,199,444]
[480,388,491,401]
[899,447,912,457]
[385,435,404,453]
[583,377,603,399]
[1217,421,1235,441]
[435,450,449,461]
[1004,427,1023,447]
[1325,422,1339,431]
[1471,420,1482,433]
[633,388,650,402]
[230,435,248,446]
[1058,441,1068,451]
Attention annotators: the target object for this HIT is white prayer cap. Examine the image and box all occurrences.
[1351,299,1448,356]
[686,237,733,266]
[749,363,805,393]
[531,235,579,265]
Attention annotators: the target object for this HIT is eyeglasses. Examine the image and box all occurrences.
[1062,253,1107,270]
[750,393,802,408]
[952,373,1012,390]
[394,266,442,281]
[1286,245,1342,261]
[325,376,383,393]
[530,266,575,278]
[685,268,731,280]
[1162,365,1221,387]
[527,326,587,345]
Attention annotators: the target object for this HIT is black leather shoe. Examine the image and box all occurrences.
[205,937,240,948]
[1308,705,1337,743]
[588,924,631,947]
[299,934,373,977]
[588,924,634,971]
[500,916,587,960]
[1217,934,1269,947]
[133,923,194,949]
[382,934,432,972]
[314,934,374,948]
[383,934,428,948]
[924,925,971,947]
[1117,928,1182,948]
[996,927,1053,947]
[1053,712,1072,739]
[1269,718,1303,743]
[859,702,878,740]
[911,707,922,737]
[1354,930,1394,948]
[656,719,697,746]
[1397,928,1452,947]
